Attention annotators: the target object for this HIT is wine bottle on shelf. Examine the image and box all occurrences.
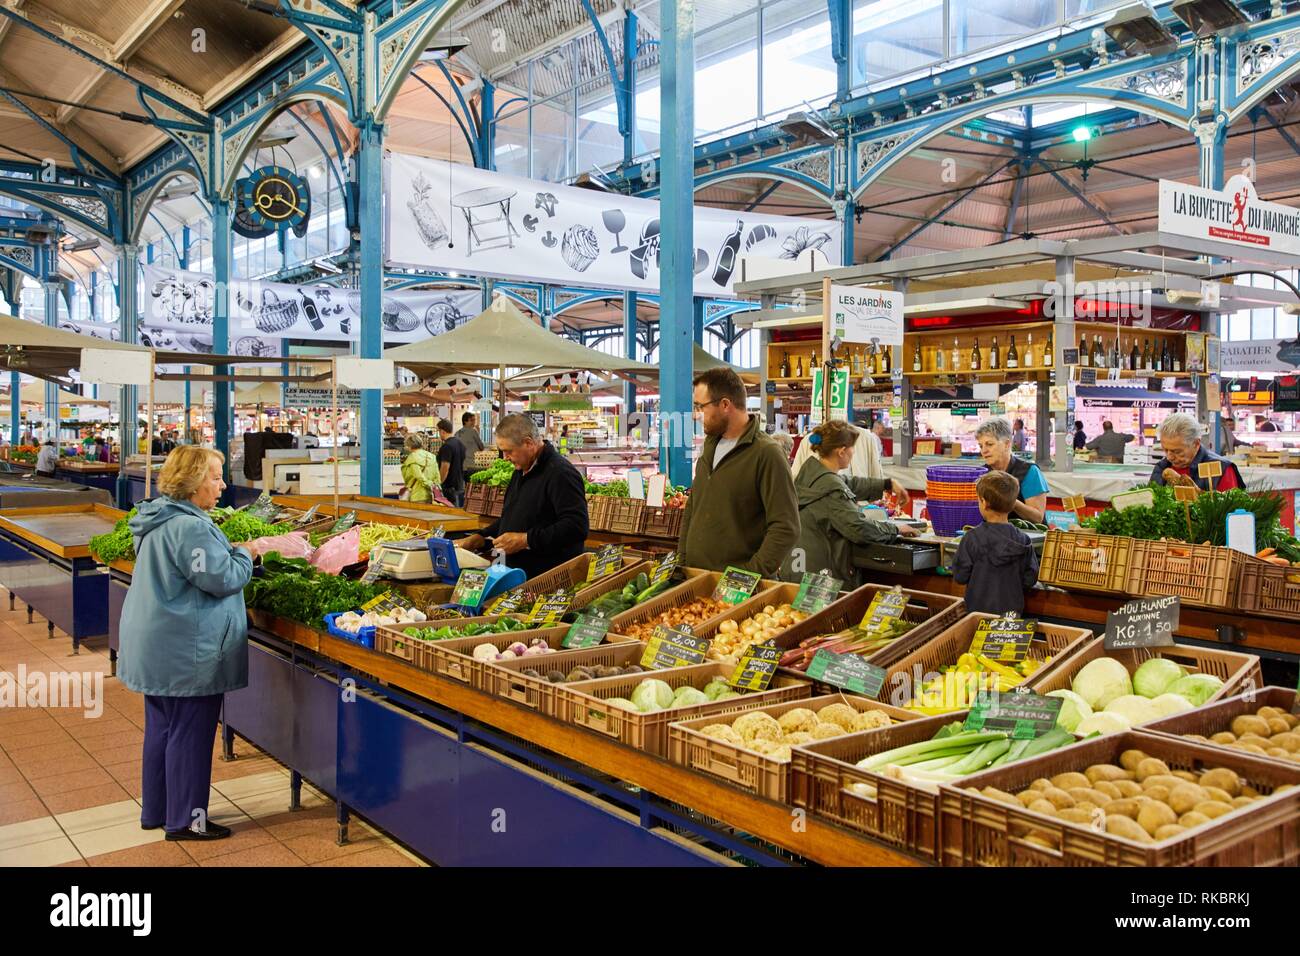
[912,339,923,373]
[795,355,803,378]
[1171,342,1182,373]
[1110,338,1120,370]
[936,344,946,371]
[1129,338,1140,371]
[990,336,1001,370]
[1153,341,1163,373]
[880,347,891,375]
[951,338,960,371]
[1006,334,1018,369]
[809,351,818,375]
[1024,333,1033,368]
[851,349,861,377]
[971,337,982,371]
[1080,334,1091,367]
[1142,338,1152,371]
[1096,335,1107,368]
[1160,340,1171,373]
[779,351,790,378]
[1043,330,1053,367]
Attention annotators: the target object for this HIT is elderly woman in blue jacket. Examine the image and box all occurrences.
[119,446,297,842]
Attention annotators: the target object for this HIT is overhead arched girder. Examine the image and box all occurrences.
[0,181,117,243]
[383,274,479,291]
[128,168,204,245]
[1224,13,1300,124]
[408,68,480,166]
[0,265,22,311]
[371,0,475,123]
[218,88,351,200]
[0,242,44,280]
[705,300,759,325]
[639,145,838,202]
[550,289,625,318]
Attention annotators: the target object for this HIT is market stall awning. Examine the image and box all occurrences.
[384,300,658,381]
[0,312,152,383]
[16,382,111,406]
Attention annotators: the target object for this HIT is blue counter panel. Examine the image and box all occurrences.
[107,574,127,665]
[291,662,339,798]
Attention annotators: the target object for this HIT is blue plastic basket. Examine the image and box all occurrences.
[927,499,984,536]
[925,464,988,484]
[324,611,375,649]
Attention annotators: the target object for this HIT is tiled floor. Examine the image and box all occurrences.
[0,589,426,868]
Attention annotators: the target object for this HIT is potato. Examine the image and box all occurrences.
[1256,706,1284,719]
[1040,787,1075,810]
[1112,780,1143,798]
[1242,785,1261,799]
[1028,778,1052,792]
[1168,783,1209,815]
[1105,814,1152,843]
[1170,770,1199,783]
[1105,798,1143,819]
[1179,810,1211,828]
[1276,784,1298,794]
[1141,774,1185,792]
[1231,796,1257,809]
[1268,747,1291,759]
[1267,717,1291,736]
[1016,790,1041,808]
[1199,768,1241,796]
[1284,714,1300,729]
[1085,764,1128,784]
[1193,801,1233,819]
[1239,744,1268,756]
[1051,772,1090,791]
[1067,786,1110,807]
[1202,786,1234,805]
[1119,750,1148,772]
[1209,731,1237,745]
[1143,785,1171,805]
[1184,734,1208,742]
[1027,798,1058,816]
[1056,807,1096,825]
[1093,781,1123,801]
[1137,801,1178,836]
[1237,734,1271,749]
[1074,801,1098,814]
[1231,715,1272,738]
[1135,757,1170,781]
[981,787,1020,806]
[1271,732,1300,753]
[1154,824,1187,840]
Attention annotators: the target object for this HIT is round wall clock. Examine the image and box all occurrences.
[239,165,311,233]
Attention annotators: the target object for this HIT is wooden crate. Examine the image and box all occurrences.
[607,570,745,639]
[586,495,614,532]
[607,497,646,535]
[643,505,684,539]
[504,553,651,611]
[1237,557,1300,619]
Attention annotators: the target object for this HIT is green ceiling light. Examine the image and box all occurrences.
[1073,125,1093,142]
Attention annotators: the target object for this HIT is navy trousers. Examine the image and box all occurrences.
[141,693,224,833]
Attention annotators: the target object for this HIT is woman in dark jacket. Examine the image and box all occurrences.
[779,421,915,587]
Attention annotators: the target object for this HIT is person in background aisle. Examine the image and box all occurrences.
[1073,420,1087,451]
[791,421,884,480]
[94,436,112,463]
[1219,417,1249,455]
[458,414,588,578]
[779,421,916,587]
[35,439,58,477]
[456,411,486,457]
[1011,419,1028,453]
[771,430,794,463]
[1150,412,1244,491]
[1085,420,1135,462]
[400,434,441,503]
[870,419,887,460]
[975,417,1049,524]
[951,470,1040,615]
[678,368,799,575]
[435,418,466,508]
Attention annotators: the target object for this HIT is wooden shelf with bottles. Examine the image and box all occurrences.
[767,341,900,384]
[902,320,1056,379]
[1071,324,1189,376]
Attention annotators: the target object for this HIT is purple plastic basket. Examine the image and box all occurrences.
[925,465,988,484]
[927,499,984,536]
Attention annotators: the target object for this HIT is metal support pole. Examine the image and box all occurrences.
[116,245,139,507]
[1035,374,1051,469]
[693,297,704,346]
[659,0,695,489]
[893,277,908,463]
[181,225,191,442]
[760,293,775,430]
[1054,255,1075,474]
[358,120,385,497]
[212,198,233,487]
[43,280,60,444]
[8,371,18,447]
[479,79,495,170]
[623,9,639,164]
[623,290,638,433]
[1195,116,1227,451]
[841,197,855,266]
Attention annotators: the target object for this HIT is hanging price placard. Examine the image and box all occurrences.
[640,626,710,669]
[649,551,680,587]
[484,588,529,615]
[964,689,1063,739]
[727,642,781,691]
[361,590,415,614]
[860,588,908,631]
[526,589,573,627]
[805,649,887,698]
[1174,484,1199,502]
[712,566,762,605]
[562,613,612,649]
[1198,460,1223,480]
[451,569,490,609]
[245,492,279,521]
[968,615,1036,663]
[792,571,843,614]
[586,544,625,583]
[1062,494,1087,513]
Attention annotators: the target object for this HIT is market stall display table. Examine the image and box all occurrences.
[0,503,122,652]
[269,494,483,533]
[54,461,119,494]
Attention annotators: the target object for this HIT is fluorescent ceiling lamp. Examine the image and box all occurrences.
[1104,4,1179,55]
[1170,0,1249,35]
[313,257,342,275]
[158,182,198,202]
[904,297,1028,317]
[778,109,836,145]
[422,32,470,58]
[63,237,100,252]
[254,132,297,149]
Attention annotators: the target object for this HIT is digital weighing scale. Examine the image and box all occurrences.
[373,538,492,581]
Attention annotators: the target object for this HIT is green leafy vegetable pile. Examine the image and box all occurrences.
[401,617,530,642]
[584,479,629,497]
[244,554,387,627]
[89,506,290,564]
[89,509,137,563]
[468,458,516,486]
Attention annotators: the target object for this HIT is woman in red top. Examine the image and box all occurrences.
[1149,413,1244,491]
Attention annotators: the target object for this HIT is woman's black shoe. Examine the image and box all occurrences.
[164,821,232,841]
[141,823,163,831]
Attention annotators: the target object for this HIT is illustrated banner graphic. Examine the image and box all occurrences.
[385,153,842,295]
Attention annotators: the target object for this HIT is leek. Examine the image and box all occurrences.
[947,738,1012,775]
[857,731,1006,772]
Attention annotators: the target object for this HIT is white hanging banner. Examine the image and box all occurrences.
[1158,175,1300,256]
[828,284,905,347]
[385,153,842,295]
[79,348,153,386]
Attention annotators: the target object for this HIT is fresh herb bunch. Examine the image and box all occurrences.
[584,479,629,497]
[1084,483,1295,553]
[401,617,529,642]
[89,508,138,563]
[90,507,289,564]
[244,554,387,627]
[467,458,516,486]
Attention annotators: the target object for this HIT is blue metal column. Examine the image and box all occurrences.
[623,290,637,428]
[692,298,704,346]
[43,278,60,443]
[841,198,855,265]
[181,225,191,441]
[8,372,18,446]
[212,198,233,480]
[358,120,384,496]
[659,0,694,488]
[116,244,139,507]
[623,9,638,164]
[827,0,852,100]
[479,79,495,170]
[1196,121,1226,191]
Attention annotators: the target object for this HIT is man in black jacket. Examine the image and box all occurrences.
[459,414,588,579]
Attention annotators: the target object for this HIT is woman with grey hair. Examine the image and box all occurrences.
[1150,412,1244,491]
[974,417,1050,523]
[771,430,794,462]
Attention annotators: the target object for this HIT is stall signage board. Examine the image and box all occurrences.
[526,590,572,627]
[1105,596,1179,650]
[1079,368,1097,386]
[1044,510,1079,530]
[640,626,711,669]
[284,386,362,409]
[586,544,625,582]
[529,393,593,411]
[1159,175,1300,256]
[1274,377,1300,412]
[562,613,612,649]
[451,569,490,609]
[810,367,850,426]
[649,551,680,587]
[860,589,908,631]
[727,642,781,691]
[713,567,762,605]
[1199,460,1223,481]
[805,649,887,699]
[792,571,843,614]
[1063,348,1080,366]
[829,284,904,347]
[965,690,1063,739]
[968,616,1036,663]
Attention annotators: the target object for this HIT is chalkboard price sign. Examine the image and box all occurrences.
[968,615,1036,663]
[792,571,843,614]
[713,566,762,605]
[586,544,625,583]
[525,590,572,627]
[727,642,781,692]
[451,569,489,609]
[641,626,711,669]
[562,613,612,649]
[1105,595,1179,650]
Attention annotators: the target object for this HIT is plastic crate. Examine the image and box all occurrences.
[642,505,684,539]
[938,731,1300,866]
[607,569,744,638]
[505,553,650,609]
[481,641,651,716]
[1036,529,1135,595]
[1027,636,1262,710]
[607,497,646,535]
[789,711,965,859]
[675,583,826,664]
[1142,687,1300,765]
[323,611,375,649]
[669,694,918,804]
[925,464,987,482]
[485,485,505,517]
[464,483,490,514]
[586,495,614,531]
[1125,539,1245,609]
[373,612,516,664]
[555,662,813,755]
[775,582,966,671]
[1237,557,1300,618]
[927,500,984,536]
[881,612,1094,710]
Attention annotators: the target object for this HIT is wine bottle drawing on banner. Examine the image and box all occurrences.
[300,291,323,331]
[712,220,743,286]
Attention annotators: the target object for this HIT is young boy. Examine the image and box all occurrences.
[950,470,1040,615]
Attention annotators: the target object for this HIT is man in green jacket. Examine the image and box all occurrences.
[678,368,799,576]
